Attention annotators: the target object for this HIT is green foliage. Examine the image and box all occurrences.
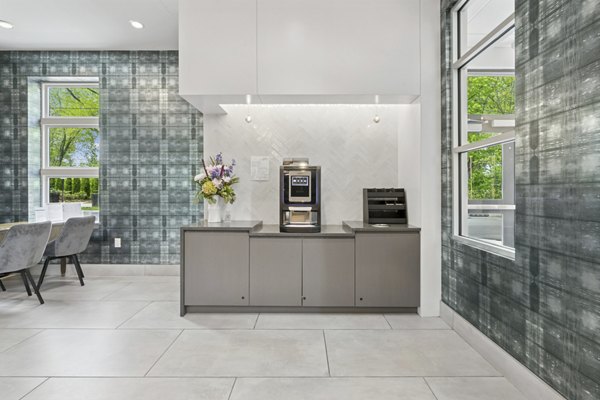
[48,177,96,202]
[63,191,89,201]
[90,178,99,194]
[64,178,72,192]
[49,87,99,117]
[48,86,99,168]
[467,133,503,199]
[49,127,99,167]
[46,87,101,201]
[466,75,515,200]
[467,76,515,115]
[81,178,91,197]
[73,177,81,193]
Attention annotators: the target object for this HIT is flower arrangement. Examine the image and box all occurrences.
[194,152,239,204]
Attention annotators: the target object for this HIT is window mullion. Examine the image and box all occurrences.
[41,117,99,127]
[454,131,516,154]
[453,12,515,70]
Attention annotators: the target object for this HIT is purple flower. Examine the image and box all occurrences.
[215,152,223,164]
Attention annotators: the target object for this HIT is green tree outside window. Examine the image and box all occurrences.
[466,75,515,200]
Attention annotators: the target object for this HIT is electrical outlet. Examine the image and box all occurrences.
[114,238,121,248]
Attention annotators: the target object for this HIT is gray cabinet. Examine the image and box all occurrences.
[250,238,302,306]
[184,231,249,306]
[355,233,420,307]
[302,238,355,307]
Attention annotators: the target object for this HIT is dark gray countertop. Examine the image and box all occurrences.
[181,221,263,232]
[180,220,420,235]
[342,220,421,232]
[250,224,354,238]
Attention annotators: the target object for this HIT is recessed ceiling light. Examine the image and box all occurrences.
[129,20,144,29]
[0,20,14,30]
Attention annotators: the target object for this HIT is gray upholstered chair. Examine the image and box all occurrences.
[0,221,52,304]
[37,216,95,288]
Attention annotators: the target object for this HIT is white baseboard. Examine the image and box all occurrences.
[29,263,180,277]
[440,302,566,400]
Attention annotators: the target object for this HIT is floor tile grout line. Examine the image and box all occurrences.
[114,301,154,329]
[1,329,45,354]
[252,313,260,330]
[18,376,50,400]
[382,314,394,329]
[322,330,331,377]
[98,281,136,301]
[0,374,505,379]
[0,327,455,331]
[227,377,238,400]
[143,329,184,377]
[422,377,441,400]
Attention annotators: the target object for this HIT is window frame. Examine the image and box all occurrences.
[451,1,516,259]
[40,81,100,205]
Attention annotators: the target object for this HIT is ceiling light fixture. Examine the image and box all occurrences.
[245,94,253,123]
[129,20,144,29]
[0,20,14,29]
[373,95,381,123]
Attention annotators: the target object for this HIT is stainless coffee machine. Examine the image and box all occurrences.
[280,158,321,233]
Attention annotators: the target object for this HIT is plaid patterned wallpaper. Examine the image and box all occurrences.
[441,1,600,399]
[0,51,203,264]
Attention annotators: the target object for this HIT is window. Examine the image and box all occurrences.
[41,82,100,210]
[452,1,515,255]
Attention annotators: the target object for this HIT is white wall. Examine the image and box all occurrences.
[397,105,421,226]
[418,0,442,317]
[204,104,420,225]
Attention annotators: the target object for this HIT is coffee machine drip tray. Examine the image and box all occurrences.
[280,224,321,233]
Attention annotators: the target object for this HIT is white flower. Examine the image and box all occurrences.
[223,176,231,183]
[194,173,205,182]
[212,178,222,188]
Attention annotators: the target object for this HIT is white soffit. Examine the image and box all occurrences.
[0,0,178,50]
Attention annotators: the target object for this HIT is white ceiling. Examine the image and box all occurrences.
[0,0,179,50]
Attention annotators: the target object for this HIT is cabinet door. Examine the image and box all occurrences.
[302,238,355,307]
[355,233,420,307]
[184,232,249,306]
[250,238,302,306]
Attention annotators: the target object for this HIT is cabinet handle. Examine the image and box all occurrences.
[302,296,306,300]
[241,296,245,300]
[359,297,363,301]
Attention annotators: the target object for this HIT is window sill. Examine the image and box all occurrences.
[452,235,515,261]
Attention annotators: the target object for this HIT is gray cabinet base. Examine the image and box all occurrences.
[182,306,417,315]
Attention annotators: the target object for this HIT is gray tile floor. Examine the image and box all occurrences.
[0,274,528,400]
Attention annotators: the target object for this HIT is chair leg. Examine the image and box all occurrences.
[0,279,5,291]
[75,254,85,278]
[20,271,32,296]
[24,269,44,305]
[71,255,85,287]
[37,257,52,289]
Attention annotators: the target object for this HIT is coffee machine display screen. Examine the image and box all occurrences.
[291,176,309,186]
[289,174,311,201]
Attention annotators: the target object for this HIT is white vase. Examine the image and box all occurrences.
[206,197,225,223]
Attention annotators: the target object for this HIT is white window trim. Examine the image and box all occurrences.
[40,82,100,205]
[450,2,516,258]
